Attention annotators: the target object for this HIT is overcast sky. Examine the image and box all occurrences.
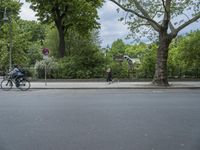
[19,0,200,47]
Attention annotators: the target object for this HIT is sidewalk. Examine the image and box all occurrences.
[1,76,200,89]
[30,81,200,89]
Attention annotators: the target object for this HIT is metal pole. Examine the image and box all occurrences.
[45,61,47,86]
[9,18,12,71]
[2,7,11,71]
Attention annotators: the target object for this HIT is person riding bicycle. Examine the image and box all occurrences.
[8,65,24,87]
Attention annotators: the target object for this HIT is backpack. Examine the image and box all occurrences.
[18,68,25,74]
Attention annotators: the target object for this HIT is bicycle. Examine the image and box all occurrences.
[1,74,31,91]
[112,78,120,83]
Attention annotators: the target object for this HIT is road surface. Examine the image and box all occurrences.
[0,89,200,150]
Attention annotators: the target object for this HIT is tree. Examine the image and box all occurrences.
[110,0,200,85]
[26,0,103,58]
[0,0,21,19]
[168,30,200,77]
[43,26,106,79]
[16,20,44,65]
[0,0,21,71]
[44,26,60,57]
[110,39,126,56]
[178,30,200,68]
[0,0,21,40]
[125,42,146,58]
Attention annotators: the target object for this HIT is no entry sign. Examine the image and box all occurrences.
[42,48,49,56]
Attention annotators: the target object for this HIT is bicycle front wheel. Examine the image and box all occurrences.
[18,79,31,91]
[1,79,13,91]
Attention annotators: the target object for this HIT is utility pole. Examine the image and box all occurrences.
[3,7,12,71]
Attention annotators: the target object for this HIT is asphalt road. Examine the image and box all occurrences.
[0,89,200,150]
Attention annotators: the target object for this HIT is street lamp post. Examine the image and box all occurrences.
[2,8,12,71]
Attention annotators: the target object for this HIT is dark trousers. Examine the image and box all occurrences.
[107,72,112,82]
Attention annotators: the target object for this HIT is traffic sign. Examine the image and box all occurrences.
[42,48,49,56]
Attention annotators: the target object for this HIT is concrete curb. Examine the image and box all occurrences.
[29,82,200,90]
[1,79,200,90]
[2,85,200,90]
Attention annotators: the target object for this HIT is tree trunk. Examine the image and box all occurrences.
[153,32,172,86]
[55,20,65,58]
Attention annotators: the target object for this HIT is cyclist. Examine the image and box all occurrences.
[8,65,24,87]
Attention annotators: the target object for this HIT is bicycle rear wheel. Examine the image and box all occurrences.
[18,79,30,91]
[1,79,13,91]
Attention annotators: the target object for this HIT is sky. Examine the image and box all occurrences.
[19,0,200,47]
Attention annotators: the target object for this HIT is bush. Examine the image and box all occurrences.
[34,57,59,79]
[56,56,105,79]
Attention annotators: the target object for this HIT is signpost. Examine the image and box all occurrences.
[42,48,49,86]
[42,48,49,58]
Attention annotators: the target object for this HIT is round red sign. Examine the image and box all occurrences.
[42,48,49,56]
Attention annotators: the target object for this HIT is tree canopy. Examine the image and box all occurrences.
[111,0,200,40]
[26,0,103,57]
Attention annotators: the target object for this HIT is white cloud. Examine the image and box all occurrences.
[19,0,37,21]
[98,1,130,47]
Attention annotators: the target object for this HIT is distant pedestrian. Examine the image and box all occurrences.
[106,68,112,84]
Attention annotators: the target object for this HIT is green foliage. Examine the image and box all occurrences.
[137,44,157,78]
[10,19,43,66]
[178,30,200,67]
[66,29,102,56]
[0,39,9,71]
[113,0,200,41]
[2,1,199,80]
[106,32,200,79]
[125,42,147,58]
[54,46,105,79]
[0,17,44,73]
[37,52,105,79]
[111,0,200,84]
[0,0,21,19]
[26,0,103,57]
[35,28,106,79]
[40,25,106,79]
[27,42,43,65]
[17,20,46,43]
[109,39,126,56]
[0,0,22,72]
[109,61,129,78]
[44,26,59,57]
[105,39,157,79]
[26,0,102,27]
[35,57,59,79]
[168,30,200,78]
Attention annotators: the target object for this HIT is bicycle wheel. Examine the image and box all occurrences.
[1,79,13,91]
[112,78,119,83]
[18,79,31,91]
